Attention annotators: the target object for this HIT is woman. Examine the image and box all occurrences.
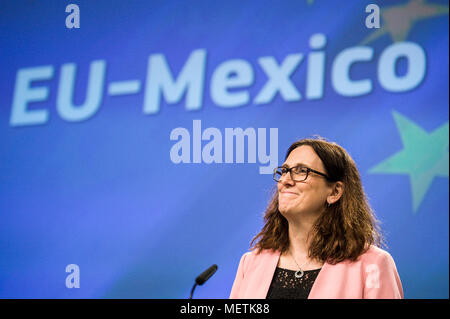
[230,137,403,299]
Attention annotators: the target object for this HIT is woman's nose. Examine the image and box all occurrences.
[279,171,295,185]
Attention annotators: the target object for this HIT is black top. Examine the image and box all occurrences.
[266,267,322,299]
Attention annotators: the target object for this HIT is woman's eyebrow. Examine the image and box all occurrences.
[282,162,310,168]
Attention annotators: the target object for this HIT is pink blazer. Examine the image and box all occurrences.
[230,245,403,299]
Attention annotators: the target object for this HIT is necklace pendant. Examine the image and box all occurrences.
[295,269,304,278]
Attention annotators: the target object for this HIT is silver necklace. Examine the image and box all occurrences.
[291,252,310,279]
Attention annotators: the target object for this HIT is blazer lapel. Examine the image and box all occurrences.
[250,249,281,298]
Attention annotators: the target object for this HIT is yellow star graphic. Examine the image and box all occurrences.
[361,0,449,44]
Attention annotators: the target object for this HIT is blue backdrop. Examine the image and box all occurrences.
[0,0,448,298]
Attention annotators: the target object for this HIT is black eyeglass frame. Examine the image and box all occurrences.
[273,165,330,182]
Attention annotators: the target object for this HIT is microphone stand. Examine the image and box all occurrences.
[189,283,197,299]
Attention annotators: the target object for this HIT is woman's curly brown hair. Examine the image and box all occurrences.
[250,136,385,264]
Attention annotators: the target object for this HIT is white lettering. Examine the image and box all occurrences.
[365,264,380,289]
[211,59,254,107]
[365,4,380,29]
[170,120,278,174]
[332,47,374,96]
[57,60,106,122]
[378,42,426,92]
[170,127,191,163]
[9,37,429,127]
[144,49,206,114]
[307,33,327,99]
[65,264,80,288]
[254,54,303,104]
[65,4,80,29]
[10,66,53,126]
[202,127,223,164]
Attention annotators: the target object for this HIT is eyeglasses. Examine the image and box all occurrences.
[273,165,329,182]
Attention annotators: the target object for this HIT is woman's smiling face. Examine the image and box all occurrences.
[277,145,332,217]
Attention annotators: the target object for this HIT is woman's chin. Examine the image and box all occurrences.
[279,207,300,218]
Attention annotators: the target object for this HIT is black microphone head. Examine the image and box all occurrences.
[195,264,218,285]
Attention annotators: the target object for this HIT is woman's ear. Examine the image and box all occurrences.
[327,181,344,205]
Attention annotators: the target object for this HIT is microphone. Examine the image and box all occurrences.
[189,264,218,299]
